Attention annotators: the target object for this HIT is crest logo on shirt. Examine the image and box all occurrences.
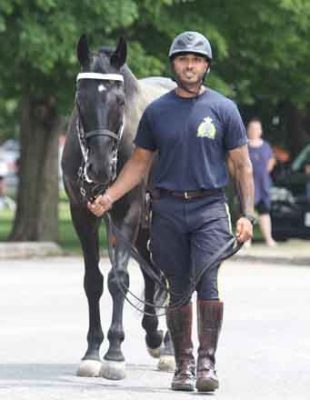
[196,117,216,139]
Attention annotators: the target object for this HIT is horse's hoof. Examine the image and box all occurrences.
[100,360,126,380]
[147,346,161,359]
[77,360,102,377]
[157,355,175,372]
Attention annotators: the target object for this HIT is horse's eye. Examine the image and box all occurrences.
[118,98,125,107]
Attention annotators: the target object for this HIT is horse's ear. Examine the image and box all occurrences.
[77,34,90,68]
[111,37,127,69]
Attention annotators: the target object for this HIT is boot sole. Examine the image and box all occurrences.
[171,384,194,392]
[171,380,195,392]
[196,379,219,392]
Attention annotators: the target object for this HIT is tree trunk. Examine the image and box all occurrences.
[9,90,62,241]
[285,103,308,158]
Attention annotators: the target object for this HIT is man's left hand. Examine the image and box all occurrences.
[235,217,254,243]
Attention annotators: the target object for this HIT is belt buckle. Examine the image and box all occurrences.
[184,191,190,200]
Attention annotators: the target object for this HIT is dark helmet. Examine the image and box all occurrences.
[169,31,212,61]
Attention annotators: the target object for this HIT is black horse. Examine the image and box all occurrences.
[61,35,176,379]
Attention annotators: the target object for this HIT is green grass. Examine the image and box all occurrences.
[0,208,13,241]
[0,195,107,255]
[58,200,83,254]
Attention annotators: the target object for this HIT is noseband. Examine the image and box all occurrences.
[76,72,125,201]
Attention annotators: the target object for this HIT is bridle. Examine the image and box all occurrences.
[75,72,125,201]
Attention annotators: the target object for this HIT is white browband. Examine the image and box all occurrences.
[76,72,124,82]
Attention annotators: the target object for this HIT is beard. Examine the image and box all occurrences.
[174,69,206,91]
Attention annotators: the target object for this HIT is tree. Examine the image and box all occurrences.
[131,0,310,153]
[0,0,169,241]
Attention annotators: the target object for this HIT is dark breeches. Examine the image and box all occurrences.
[150,195,233,305]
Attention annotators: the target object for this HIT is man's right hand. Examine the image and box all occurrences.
[87,193,113,217]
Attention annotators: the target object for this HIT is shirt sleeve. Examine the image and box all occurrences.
[223,100,247,150]
[133,108,157,151]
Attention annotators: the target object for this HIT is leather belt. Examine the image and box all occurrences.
[150,188,222,200]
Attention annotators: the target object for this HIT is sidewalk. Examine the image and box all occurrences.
[0,239,309,265]
[233,239,310,266]
[0,241,63,259]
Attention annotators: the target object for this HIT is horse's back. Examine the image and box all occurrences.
[138,77,176,106]
[139,76,176,90]
[122,76,175,146]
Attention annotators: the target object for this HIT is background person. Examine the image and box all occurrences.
[88,31,255,393]
[0,165,16,211]
[247,117,277,247]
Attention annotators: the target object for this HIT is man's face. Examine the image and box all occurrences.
[247,121,263,140]
[172,53,209,87]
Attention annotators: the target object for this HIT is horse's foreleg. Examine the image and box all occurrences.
[71,206,104,377]
[78,259,104,377]
[101,244,129,380]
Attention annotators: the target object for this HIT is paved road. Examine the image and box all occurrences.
[0,256,309,400]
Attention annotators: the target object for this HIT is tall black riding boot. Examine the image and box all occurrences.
[196,300,223,392]
[167,303,195,391]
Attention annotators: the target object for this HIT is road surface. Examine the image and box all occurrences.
[0,256,309,399]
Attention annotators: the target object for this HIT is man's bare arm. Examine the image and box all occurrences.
[107,147,153,202]
[228,144,254,216]
[87,147,154,216]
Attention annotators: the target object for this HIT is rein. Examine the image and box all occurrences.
[104,212,243,316]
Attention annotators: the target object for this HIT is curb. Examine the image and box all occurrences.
[0,241,308,266]
[231,240,310,266]
[0,242,64,259]
[232,253,310,266]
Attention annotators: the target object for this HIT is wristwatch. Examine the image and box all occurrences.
[242,214,257,225]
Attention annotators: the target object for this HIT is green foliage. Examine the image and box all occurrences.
[0,0,309,139]
[127,42,165,77]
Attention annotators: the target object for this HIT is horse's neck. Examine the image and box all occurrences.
[120,69,176,153]
[120,67,145,144]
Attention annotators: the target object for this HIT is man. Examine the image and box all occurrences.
[88,31,255,392]
[0,166,16,210]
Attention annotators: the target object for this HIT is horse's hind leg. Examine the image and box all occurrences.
[135,229,164,358]
[142,273,175,372]
[137,228,175,371]
[70,206,104,377]
[141,269,163,357]
[157,330,175,372]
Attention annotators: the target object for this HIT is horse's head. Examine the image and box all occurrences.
[76,34,127,187]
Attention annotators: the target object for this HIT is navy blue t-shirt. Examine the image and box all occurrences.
[134,88,247,191]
